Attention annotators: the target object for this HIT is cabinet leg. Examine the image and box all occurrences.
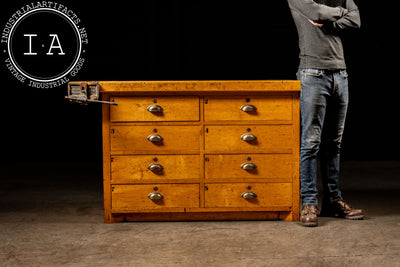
[279,212,294,221]
[105,213,125,223]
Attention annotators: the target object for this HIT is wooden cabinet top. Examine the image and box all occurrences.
[71,80,300,93]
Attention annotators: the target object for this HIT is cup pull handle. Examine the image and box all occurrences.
[241,191,258,199]
[148,163,164,172]
[148,192,164,200]
[147,105,163,113]
[240,104,257,112]
[240,162,257,170]
[147,134,163,142]
[240,133,257,141]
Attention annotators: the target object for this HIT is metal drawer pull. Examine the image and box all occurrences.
[241,191,258,199]
[147,104,163,113]
[240,104,257,112]
[148,163,164,172]
[147,134,163,142]
[240,133,257,141]
[148,192,164,200]
[241,162,257,170]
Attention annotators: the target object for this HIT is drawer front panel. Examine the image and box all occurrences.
[205,125,292,152]
[205,183,292,208]
[205,154,293,179]
[112,184,200,210]
[112,155,200,180]
[204,96,293,121]
[111,125,200,154]
[110,96,200,122]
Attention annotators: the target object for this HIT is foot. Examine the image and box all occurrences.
[300,205,318,227]
[331,200,365,220]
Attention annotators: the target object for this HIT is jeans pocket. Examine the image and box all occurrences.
[339,70,348,79]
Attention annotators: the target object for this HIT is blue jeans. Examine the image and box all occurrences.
[297,69,349,207]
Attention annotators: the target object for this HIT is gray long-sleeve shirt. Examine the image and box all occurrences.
[288,0,361,69]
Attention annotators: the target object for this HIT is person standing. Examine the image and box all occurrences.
[287,0,365,227]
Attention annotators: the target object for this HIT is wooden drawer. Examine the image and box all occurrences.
[111,155,200,181]
[204,96,293,121]
[205,183,292,208]
[205,154,293,179]
[110,125,200,154]
[110,96,200,122]
[112,184,200,210]
[205,125,292,152]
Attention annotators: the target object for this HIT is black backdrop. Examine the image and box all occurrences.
[0,0,398,164]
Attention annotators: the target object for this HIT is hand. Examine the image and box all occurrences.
[308,19,324,27]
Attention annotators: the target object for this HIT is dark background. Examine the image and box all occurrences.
[0,0,398,165]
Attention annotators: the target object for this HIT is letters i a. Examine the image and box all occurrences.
[23,34,65,55]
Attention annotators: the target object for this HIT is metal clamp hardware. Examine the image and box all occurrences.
[147,134,163,142]
[66,82,118,105]
[241,191,258,199]
[240,133,257,141]
[147,105,163,113]
[148,192,164,200]
[148,163,164,172]
[240,162,257,170]
[240,104,257,112]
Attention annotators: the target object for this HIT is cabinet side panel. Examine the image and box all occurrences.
[292,92,300,221]
[102,94,112,223]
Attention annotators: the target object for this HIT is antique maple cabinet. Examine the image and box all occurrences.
[74,80,301,223]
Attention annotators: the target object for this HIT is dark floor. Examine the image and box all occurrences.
[0,161,399,266]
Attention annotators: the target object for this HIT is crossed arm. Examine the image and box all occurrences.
[330,0,361,30]
[288,0,361,30]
